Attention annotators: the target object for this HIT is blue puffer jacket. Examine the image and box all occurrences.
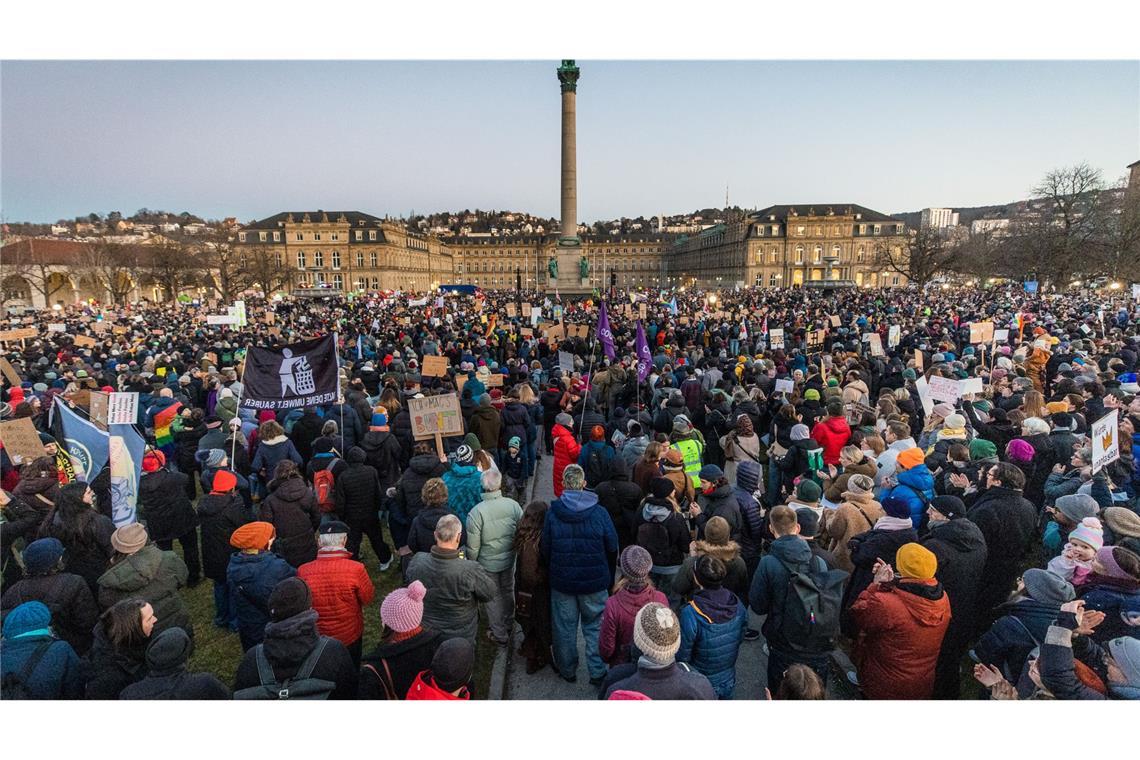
[442,464,485,525]
[226,550,297,650]
[540,490,618,595]
[885,464,935,529]
[973,597,1061,683]
[678,587,748,698]
[0,633,83,699]
[1079,583,1140,643]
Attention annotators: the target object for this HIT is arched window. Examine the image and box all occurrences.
[296,251,306,269]
[813,245,822,263]
[795,245,804,264]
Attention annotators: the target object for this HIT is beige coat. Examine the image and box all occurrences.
[820,492,884,573]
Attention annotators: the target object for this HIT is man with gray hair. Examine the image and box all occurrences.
[540,464,618,685]
[297,521,375,665]
[466,469,523,646]
[406,514,496,645]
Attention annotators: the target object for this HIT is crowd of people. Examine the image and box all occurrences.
[2,281,1139,700]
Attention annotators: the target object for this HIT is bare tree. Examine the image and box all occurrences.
[80,237,140,304]
[873,226,954,287]
[244,244,294,296]
[1097,178,1140,282]
[196,229,250,302]
[0,239,71,305]
[144,238,206,302]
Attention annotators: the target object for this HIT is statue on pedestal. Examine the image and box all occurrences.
[548,256,558,279]
[579,256,589,279]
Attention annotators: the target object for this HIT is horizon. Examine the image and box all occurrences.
[2,60,1137,225]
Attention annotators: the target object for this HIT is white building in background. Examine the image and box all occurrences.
[920,207,960,230]
[970,218,1010,235]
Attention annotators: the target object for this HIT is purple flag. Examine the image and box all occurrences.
[635,320,652,383]
[598,300,616,360]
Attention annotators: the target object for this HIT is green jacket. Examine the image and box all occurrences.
[97,544,191,637]
[405,547,496,644]
[466,491,523,573]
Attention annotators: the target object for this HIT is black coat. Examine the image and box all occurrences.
[2,571,100,655]
[390,454,447,548]
[82,625,148,699]
[359,430,405,488]
[138,470,198,542]
[968,485,1038,621]
[197,491,253,582]
[173,422,207,475]
[595,460,644,549]
[259,476,320,568]
[335,457,383,527]
[696,483,742,541]
[358,628,443,699]
[233,609,358,699]
[840,525,918,635]
[289,411,325,464]
[499,400,532,450]
[39,512,116,595]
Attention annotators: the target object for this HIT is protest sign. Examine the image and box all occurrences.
[558,351,576,373]
[486,373,503,387]
[775,378,794,394]
[569,324,589,339]
[969,321,994,344]
[107,392,140,425]
[409,393,464,441]
[531,306,543,327]
[505,303,516,318]
[0,418,45,461]
[829,315,840,328]
[639,303,647,320]
[520,327,533,337]
[1091,410,1119,474]
[88,391,110,429]
[241,335,340,410]
[959,377,984,397]
[769,328,784,349]
[994,328,1009,343]
[74,334,98,348]
[420,355,449,378]
[888,325,901,348]
[868,333,884,357]
[915,375,934,416]
[928,376,960,404]
[0,328,38,342]
[0,357,22,386]
[207,315,239,325]
[914,349,924,371]
[48,323,66,332]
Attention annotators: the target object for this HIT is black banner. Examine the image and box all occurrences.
[240,334,340,410]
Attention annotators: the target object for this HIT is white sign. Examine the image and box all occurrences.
[914,375,934,416]
[558,351,576,374]
[207,315,240,325]
[769,328,784,349]
[531,306,543,327]
[107,392,139,425]
[888,325,901,348]
[1133,283,1140,301]
[994,329,1009,343]
[775,378,794,394]
[47,323,66,332]
[1091,410,1119,474]
[958,377,984,397]
[868,333,884,357]
[928,375,960,404]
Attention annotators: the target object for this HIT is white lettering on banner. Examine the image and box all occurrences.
[1091,410,1119,474]
[928,376,960,404]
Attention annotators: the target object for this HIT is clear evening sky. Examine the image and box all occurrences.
[2,60,1137,224]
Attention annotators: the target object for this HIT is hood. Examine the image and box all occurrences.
[845,379,869,395]
[925,518,986,555]
[261,435,288,446]
[271,476,311,503]
[262,609,321,665]
[614,585,664,618]
[768,534,813,568]
[553,490,600,522]
[997,598,1061,632]
[895,581,950,626]
[692,539,740,564]
[690,587,740,624]
[413,507,448,533]
[607,455,631,480]
[101,545,163,591]
[346,447,366,464]
[552,423,574,440]
[820,416,850,435]
[362,430,393,449]
[470,405,499,421]
[144,628,192,676]
[642,501,673,523]
[409,453,443,476]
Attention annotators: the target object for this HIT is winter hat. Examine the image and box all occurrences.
[1006,438,1035,464]
[704,516,731,546]
[795,479,822,503]
[1046,401,1070,415]
[371,411,388,428]
[205,449,226,469]
[111,523,148,555]
[464,433,482,451]
[795,508,820,538]
[944,413,966,430]
[932,353,946,364]
[804,389,820,401]
[619,545,653,585]
[430,638,475,692]
[268,577,312,622]
[1104,507,1140,538]
[790,424,810,441]
[608,690,652,700]
[1021,568,1076,607]
[380,581,427,633]
[1095,546,1135,581]
[219,387,234,400]
[2,601,51,639]
[969,439,997,461]
[320,520,349,536]
[972,399,994,415]
[650,477,675,499]
[845,474,874,496]
[633,602,681,665]
[508,436,521,449]
[698,464,723,482]
[455,444,474,465]
[1055,494,1099,525]
[932,403,955,419]
[22,538,65,576]
[555,412,574,428]
[145,627,193,674]
[929,495,966,521]
[1069,517,1104,551]
[1108,638,1140,690]
[672,415,693,434]
[211,469,238,494]
[882,496,912,520]
[591,425,606,442]
[695,555,727,589]
[141,450,165,473]
[896,543,937,580]
[229,521,275,551]
[7,388,26,405]
[736,460,760,493]
[896,447,925,471]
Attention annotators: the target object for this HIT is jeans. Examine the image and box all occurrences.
[550,588,608,680]
[212,580,236,629]
[484,566,516,643]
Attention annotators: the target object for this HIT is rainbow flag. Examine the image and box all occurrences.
[154,401,183,449]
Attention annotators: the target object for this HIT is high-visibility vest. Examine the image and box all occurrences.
[673,438,704,489]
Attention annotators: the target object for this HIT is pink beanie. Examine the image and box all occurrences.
[1006,438,1035,464]
[380,580,426,633]
[1069,517,1103,552]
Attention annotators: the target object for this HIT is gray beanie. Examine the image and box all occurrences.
[555,412,573,428]
[205,448,226,469]
[633,602,681,665]
[1055,494,1098,525]
[1022,568,1075,608]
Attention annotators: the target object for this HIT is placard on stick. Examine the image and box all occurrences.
[0,328,38,342]
[0,418,45,461]
[420,355,450,378]
[107,392,140,425]
[0,357,22,386]
[914,349,924,371]
[485,373,503,388]
[409,393,463,441]
[1091,410,1120,474]
[969,321,995,344]
[74,334,98,348]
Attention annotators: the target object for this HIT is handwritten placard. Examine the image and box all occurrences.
[928,376,960,404]
[409,393,463,440]
[0,357,22,386]
[107,392,140,425]
[0,328,38,342]
[0,418,45,461]
[420,355,450,378]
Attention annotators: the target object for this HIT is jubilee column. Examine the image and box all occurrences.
[557,59,581,248]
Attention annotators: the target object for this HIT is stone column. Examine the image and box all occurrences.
[557,60,580,247]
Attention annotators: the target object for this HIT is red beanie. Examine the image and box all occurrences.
[142,450,165,473]
[211,469,238,493]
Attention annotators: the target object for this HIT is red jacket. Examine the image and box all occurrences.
[599,585,669,667]
[810,416,851,467]
[551,423,581,498]
[405,671,470,700]
[850,579,951,700]
[297,547,375,645]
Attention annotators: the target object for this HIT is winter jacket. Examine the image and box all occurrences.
[811,416,852,466]
[466,490,523,573]
[197,491,253,582]
[97,546,191,637]
[405,546,496,644]
[250,436,303,481]
[0,633,83,699]
[551,423,582,498]
[334,453,384,527]
[578,440,616,488]
[634,499,690,570]
[406,507,467,557]
[259,476,320,568]
[1078,577,1140,643]
[621,435,650,472]
[921,516,988,653]
[119,630,230,699]
[138,470,197,542]
[1037,613,1140,700]
[358,628,443,700]
[974,597,1063,684]
[467,405,502,452]
[850,579,950,700]
[173,422,207,476]
[779,437,825,492]
[595,457,644,549]
[820,494,884,573]
[841,522,919,632]
[884,464,936,529]
[541,489,619,595]
[298,547,375,646]
[1,572,99,655]
[233,609,358,699]
[696,483,741,540]
[499,400,533,452]
[822,458,878,503]
[603,659,717,700]
[598,585,668,667]
[289,411,325,463]
[405,670,471,700]
[227,551,296,650]
[390,453,447,548]
[358,430,404,489]
[749,535,833,653]
[441,463,484,526]
[678,586,748,698]
[968,485,1038,620]
[670,540,750,602]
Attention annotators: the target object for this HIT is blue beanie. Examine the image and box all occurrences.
[371,412,388,427]
[22,538,65,576]
[698,464,724,482]
[2,601,51,639]
[736,460,760,493]
[882,496,911,519]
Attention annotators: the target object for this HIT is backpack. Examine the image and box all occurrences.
[1,641,53,700]
[805,447,825,476]
[233,637,336,700]
[637,518,675,567]
[775,555,845,654]
[584,447,608,487]
[313,466,337,513]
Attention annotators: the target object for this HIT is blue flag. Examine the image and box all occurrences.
[635,320,653,383]
[598,301,616,360]
[109,423,146,527]
[669,296,678,316]
[55,401,109,482]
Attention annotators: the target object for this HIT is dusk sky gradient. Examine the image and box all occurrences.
[2,60,1137,224]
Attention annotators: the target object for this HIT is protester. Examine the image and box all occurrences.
[227,521,296,651]
[405,514,496,645]
[466,469,523,647]
[97,523,192,638]
[359,581,442,700]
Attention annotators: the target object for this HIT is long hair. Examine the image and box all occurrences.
[101,598,149,651]
[513,500,549,548]
[1021,390,1047,420]
[38,480,96,549]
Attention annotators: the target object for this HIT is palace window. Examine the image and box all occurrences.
[769,273,778,287]
[369,230,377,241]
[873,224,881,235]
[314,233,321,241]
[296,232,304,241]
[857,247,864,263]
[370,252,377,267]
[313,250,324,267]
[356,252,364,267]
[331,233,339,241]
[796,225,805,236]
[274,252,282,267]
[371,277,378,289]
[332,274,343,290]
[795,245,804,264]
[355,231,362,241]
[331,250,341,269]
[239,233,246,242]
[355,278,366,291]
[296,251,306,269]
[273,232,281,242]
[813,245,822,263]
[259,232,267,242]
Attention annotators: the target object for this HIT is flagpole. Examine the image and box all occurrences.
[231,346,247,468]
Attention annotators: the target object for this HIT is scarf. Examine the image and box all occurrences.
[874,515,914,531]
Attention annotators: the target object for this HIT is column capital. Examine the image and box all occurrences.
[557,59,580,92]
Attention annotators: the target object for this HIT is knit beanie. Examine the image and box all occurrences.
[205,448,226,469]
[795,508,820,538]
[790,424,810,441]
[672,415,693,434]
[695,555,727,589]
[845,474,874,496]
[1108,638,1140,690]
[795,479,821,503]
[896,447,925,471]
[804,389,820,401]
[902,368,917,381]
[380,581,426,633]
[555,412,573,428]
[944,413,966,430]
[650,477,675,499]
[268,578,312,622]
[1022,568,1075,607]
[508,436,521,449]
[932,403,955,419]
[455,444,474,464]
[1095,546,1135,581]
[22,538,65,576]
[111,523,148,555]
[1069,517,1104,551]
[431,638,475,692]
[698,464,723,482]
[464,433,482,452]
[144,627,192,673]
[211,469,238,494]
[929,495,966,521]
[371,411,388,428]
[1055,494,1099,525]
[633,602,681,665]
[2,601,51,639]
[142,450,165,473]
[229,521,275,551]
[704,516,731,546]
[969,438,997,461]
[882,496,911,520]
[896,543,937,580]
[619,545,653,585]
[736,460,760,493]
[1104,507,1140,538]
[1006,438,1035,464]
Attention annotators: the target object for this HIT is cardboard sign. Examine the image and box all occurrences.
[888,325,901,348]
[1091,410,1120,474]
[421,355,450,378]
[807,329,827,348]
[113,325,130,335]
[959,377,984,397]
[0,418,46,461]
[914,349,924,371]
[0,357,22,386]
[486,373,503,388]
[544,323,566,342]
[769,328,784,349]
[0,328,37,342]
[558,351,576,373]
[264,311,275,325]
[107,392,140,425]
[928,375,960,404]
[679,316,690,325]
[505,303,517,318]
[521,303,532,314]
[868,333,884,357]
[520,327,533,337]
[969,321,994,344]
[829,315,841,328]
[409,393,464,440]
[91,321,109,333]
[206,315,239,325]
[775,378,794,394]
[639,303,647,320]
[74,334,98,348]
[88,391,110,429]
[456,374,467,393]
[994,329,1009,343]
[915,375,934,416]
[569,324,589,339]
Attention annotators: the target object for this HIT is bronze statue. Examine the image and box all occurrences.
[579,255,589,279]
[548,256,558,279]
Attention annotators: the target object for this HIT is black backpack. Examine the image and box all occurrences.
[232,637,336,700]
[775,556,846,654]
[636,517,675,567]
[584,447,609,488]
[1,641,53,700]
